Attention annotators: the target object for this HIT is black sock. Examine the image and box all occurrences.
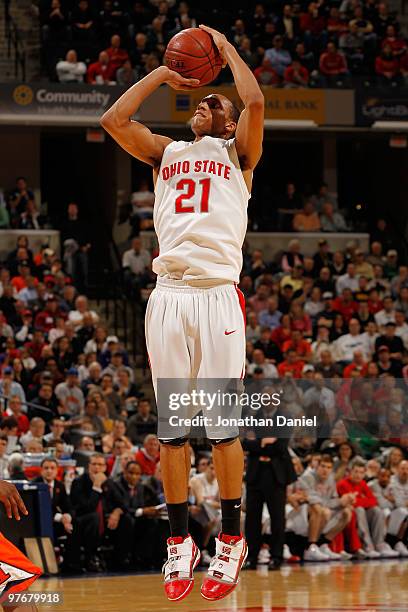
[167,502,189,538]
[221,498,241,536]
[318,536,329,545]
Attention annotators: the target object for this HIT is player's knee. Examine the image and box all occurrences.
[159,436,189,447]
[209,436,238,447]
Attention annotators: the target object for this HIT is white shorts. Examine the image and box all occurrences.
[145,278,246,391]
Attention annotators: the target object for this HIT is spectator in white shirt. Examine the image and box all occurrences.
[56,49,86,83]
[130,179,155,232]
[246,311,261,343]
[68,295,99,328]
[122,237,151,298]
[311,325,333,363]
[361,320,379,357]
[336,263,359,294]
[333,318,369,363]
[55,368,84,418]
[395,310,408,349]
[246,349,278,378]
[374,295,396,331]
[303,373,336,423]
[387,461,408,556]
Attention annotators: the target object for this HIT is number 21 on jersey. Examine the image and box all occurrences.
[175,178,211,214]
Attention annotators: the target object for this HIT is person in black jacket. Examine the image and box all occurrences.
[60,202,91,292]
[33,458,73,543]
[242,398,297,570]
[105,461,161,570]
[69,452,109,572]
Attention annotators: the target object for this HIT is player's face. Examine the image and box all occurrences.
[191,95,235,138]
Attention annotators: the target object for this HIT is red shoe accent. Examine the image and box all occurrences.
[200,534,247,601]
[165,578,195,602]
[288,555,301,563]
[163,535,200,602]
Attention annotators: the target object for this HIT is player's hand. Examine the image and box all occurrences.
[0,481,28,520]
[162,67,200,90]
[199,25,229,67]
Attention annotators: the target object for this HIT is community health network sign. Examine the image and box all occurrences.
[1,83,125,117]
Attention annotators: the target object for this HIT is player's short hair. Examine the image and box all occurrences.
[229,101,241,124]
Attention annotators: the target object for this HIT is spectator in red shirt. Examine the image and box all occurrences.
[343,350,368,378]
[87,51,116,84]
[277,349,305,378]
[35,296,60,334]
[3,395,29,435]
[337,461,397,557]
[106,437,129,476]
[135,434,160,476]
[11,261,32,292]
[333,288,358,323]
[382,25,407,59]
[282,330,312,359]
[254,57,280,85]
[25,330,46,363]
[327,7,345,37]
[284,60,309,87]
[367,289,383,315]
[104,34,129,77]
[376,44,401,84]
[271,313,293,349]
[319,42,348,86]
[300,2,326,36]
[290,303,312,336]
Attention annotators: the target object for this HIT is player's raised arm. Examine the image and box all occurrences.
[100,67,199,167]
[200,25,264,170]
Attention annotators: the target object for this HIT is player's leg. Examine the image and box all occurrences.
[145,286,199,600]
[0,532,41,612]
[197,285,247,600]
[198,283,246,522]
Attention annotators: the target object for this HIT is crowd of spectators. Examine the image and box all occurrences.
[1,169,407,571]
[0,177,46,231]
[2,221,408,572]
[38,0,408,87]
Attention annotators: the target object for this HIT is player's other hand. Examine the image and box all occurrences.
[162,67,200,90]
[0,480,28,521]
[199,25,228,67]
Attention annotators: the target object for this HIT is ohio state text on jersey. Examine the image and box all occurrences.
[153,136,250,283]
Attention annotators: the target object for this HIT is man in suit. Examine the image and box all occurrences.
[33,458,73,540]
[69,452,109,572]
[242,389,297,570]
[105,460,161,569]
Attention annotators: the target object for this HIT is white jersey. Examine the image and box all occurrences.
[153,135,249,283]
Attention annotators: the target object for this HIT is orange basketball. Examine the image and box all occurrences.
[164,28,223,86]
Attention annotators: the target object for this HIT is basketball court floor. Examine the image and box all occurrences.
[33,560,408,611]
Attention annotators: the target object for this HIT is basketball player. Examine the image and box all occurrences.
[0,480,41,611]
[101,25,264,601]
